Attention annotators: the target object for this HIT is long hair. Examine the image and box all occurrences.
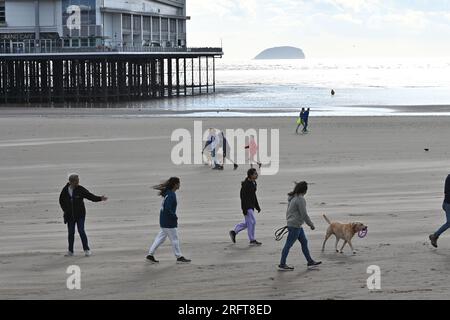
[153,177,180,197]
[288,181,308,197]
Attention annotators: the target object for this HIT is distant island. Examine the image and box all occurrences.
[254,46,306,60]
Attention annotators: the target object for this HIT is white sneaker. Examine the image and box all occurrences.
[84,250,91,257]
[65,251,74,257]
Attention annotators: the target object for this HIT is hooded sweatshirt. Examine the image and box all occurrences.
[286,194,314,229]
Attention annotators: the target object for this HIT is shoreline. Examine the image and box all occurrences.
[1,104,450,118]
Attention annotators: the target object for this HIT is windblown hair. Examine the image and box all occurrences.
[288,181,308,197]
[153,177,180,197]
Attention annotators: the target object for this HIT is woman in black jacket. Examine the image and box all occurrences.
[59,174,107,257]
[229,168,262,246]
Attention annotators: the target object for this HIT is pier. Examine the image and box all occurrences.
[0,48,223,104]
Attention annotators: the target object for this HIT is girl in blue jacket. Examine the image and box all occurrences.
[146,177,191,264]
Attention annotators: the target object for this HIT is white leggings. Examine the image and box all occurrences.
[149,228,182,258]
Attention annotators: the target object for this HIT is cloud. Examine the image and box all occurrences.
[317,0,382,13]
[332,13,363,24]
[187,0,450,58]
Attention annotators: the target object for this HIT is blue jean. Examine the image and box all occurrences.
[303,120,309,132]
[67,215,90,252]
[280,227,313,265]
[434,202,450,238]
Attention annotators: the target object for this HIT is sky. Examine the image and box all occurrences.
[186,0,450,60]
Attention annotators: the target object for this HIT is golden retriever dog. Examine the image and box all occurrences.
[322,215,367,255]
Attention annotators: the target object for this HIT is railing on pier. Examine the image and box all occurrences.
[0,45,223,55]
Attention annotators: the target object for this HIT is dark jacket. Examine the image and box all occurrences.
[445,174,450,204]
[240,179,261,215]
[300,111,305,121]
[159,189,178,228]
[59,184,103,223]
[303,110,310,122]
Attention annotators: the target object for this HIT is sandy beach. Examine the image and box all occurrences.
[0,114,450,300]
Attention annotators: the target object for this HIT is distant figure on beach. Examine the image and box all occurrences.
[229,169,262,246]
[146,177,191,264]
[245,135,262,169]
[331,89,336,96]
[59,174,108,257]
[429,174,450,248]
[203,128,223,170]
[278,182,322,271]
[302,108,311,133]
[202,137,213,166]
[296,108,305,134]
[218,131,239,170]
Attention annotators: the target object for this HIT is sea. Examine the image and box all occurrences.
[66,57,450,117]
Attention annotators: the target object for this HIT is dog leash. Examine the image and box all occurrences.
[275,226,289,241]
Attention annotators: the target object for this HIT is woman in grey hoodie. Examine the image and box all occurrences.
[278,181,322,271]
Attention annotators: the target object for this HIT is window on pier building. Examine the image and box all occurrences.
[178,20,185,33]
[133,15,141,32]
[0,0,5,24]
[152,17,160,32]
[122,14,131,30]
[161,18,168,32]
[143,16,151,33]
[170,19,176,33]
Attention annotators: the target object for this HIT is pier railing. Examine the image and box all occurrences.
[0,46,223,55]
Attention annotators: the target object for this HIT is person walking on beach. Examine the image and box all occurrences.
[245,135,262,169]
[202,138,213,166]
[59,174,107,257]
[302,108,311,133]
[202,128,215,167]
[146,177,191,264]
[278,181,322,271]
[204,128,223,170]
[429,174,450,248]
[219,131,239,170]
[229,168,262,246]
[296,108,305,134]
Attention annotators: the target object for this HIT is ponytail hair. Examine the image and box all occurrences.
[153,177,180,197]
[288,181,308,197]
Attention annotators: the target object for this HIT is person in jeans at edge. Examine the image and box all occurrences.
[59,173,108,257]
[430,174,450,248]
[229,168,262,246]
[278,181,322,271]
[146,177,191,264]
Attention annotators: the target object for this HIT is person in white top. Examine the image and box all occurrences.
[203,128,223,170]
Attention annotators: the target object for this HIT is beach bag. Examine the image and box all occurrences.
[296,117,302,125]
